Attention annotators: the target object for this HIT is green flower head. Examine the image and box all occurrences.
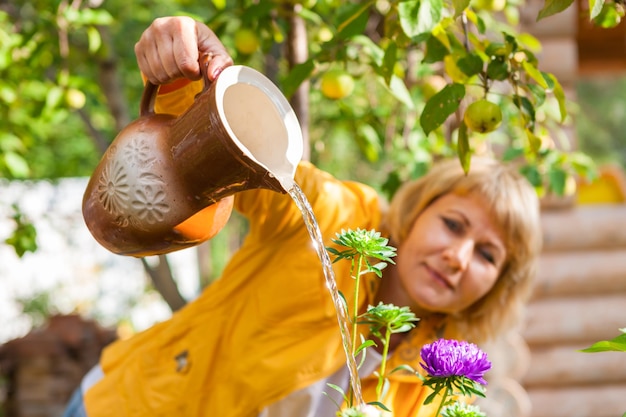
[441,402,487,417]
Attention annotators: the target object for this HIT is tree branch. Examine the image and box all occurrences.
[141,256,187,312]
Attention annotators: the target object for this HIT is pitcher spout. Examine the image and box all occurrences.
[213,65,303,195]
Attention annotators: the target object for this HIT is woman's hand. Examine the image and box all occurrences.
[135,16,234,85]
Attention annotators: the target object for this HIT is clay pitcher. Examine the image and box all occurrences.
[82,55,303,257]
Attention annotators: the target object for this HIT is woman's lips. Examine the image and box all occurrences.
[424,263,454,290]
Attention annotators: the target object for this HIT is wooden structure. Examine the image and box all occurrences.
[0,315,116,417]
[479,3,626,416]
[523,204,626,417]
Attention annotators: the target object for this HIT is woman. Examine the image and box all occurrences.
[66,16,542,417]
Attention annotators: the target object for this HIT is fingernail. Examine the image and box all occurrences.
[211,67,223,80]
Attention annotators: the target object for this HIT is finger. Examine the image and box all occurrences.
[135,24,174,84]
[169,16,202,80]
[135,17,198,84]
[195,22,234,80]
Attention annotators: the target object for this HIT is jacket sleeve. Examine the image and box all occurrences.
[234,160,383,243]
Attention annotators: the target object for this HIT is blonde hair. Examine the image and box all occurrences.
[381,157,542,343]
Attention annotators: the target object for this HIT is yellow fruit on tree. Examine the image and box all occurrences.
[471,0,506,11]
[234,29,260,55]
[463,99,503,133]
[315,26,333,43]
[320,69,355,99]
[65,88,86,109]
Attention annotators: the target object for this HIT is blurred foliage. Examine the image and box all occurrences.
[0,0,619,261]
[3,204,37,257]
[202,0,601,199]
[576,76,626,168]
[15,291,57,328]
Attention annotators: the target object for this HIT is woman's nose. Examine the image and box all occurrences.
[442,239,473,271]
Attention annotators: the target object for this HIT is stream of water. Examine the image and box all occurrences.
[288,183,365,408]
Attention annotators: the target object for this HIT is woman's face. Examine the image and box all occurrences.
[391,192,507,315]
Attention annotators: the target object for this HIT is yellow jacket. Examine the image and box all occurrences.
[84,80,444,417]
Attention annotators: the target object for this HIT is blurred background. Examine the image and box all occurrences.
[1,0,625,416]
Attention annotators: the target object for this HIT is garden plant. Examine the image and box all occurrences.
[329,228,492,416]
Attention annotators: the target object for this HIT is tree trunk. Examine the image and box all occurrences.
[285,4,310,160]
[141,256,187,312]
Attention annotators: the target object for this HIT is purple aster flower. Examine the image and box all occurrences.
[420,339,491,385]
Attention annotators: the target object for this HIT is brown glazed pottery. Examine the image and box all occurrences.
[82,54,303,257]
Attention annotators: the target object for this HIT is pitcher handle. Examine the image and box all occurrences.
[139,53,214,117]
[198,53,213,94]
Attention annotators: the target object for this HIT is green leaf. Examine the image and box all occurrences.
[486,57,509,81]
[4,151,30,178]
[568,152,597,178]
[87,26,102,54]
[281,59,316,99]
[520,163,542,187]
[452,0,472,16]
[356,123,381,162]
[368,401,391,412]
[381,42,398,84]
[589,0,605,20]
[522,61,549,89]
[391,364,416,374]
[420,83,465,135]
[4,206,37,257]
[525,129,542,154]
[399,0,444,39]
[423,35,450,63]
[398,1,422,38]
[502,146,525,161]
[527,83,547,107]
[581,331,626,352]
[457,53,483,77]
[380,74,415,109]
[335,3,370,40]
[517,34,543,53]
[593,3,622,27]
[382,171,402,199]
[423,389,439,405]
[325,382,346,397]
[211,0,226,9]
[536,0,575,20]
[485,42,509,57]
[297,7,324,25]
[457,122,471,173]
[355,339,376,355]
[0,132,26,152]
[544,72,568,122]
[548,166,567,195]
[513,95,536,124]
[45,85,64,109]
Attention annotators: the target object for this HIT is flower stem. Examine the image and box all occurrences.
[376,325,392,401]
[434,386,449,417]
[352,254,363,356]
[347,254,364,408]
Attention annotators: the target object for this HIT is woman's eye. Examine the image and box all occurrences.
[479,248,495,264]
[443,217,462,233]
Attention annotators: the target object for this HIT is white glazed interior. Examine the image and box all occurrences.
[216,65,303,191]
